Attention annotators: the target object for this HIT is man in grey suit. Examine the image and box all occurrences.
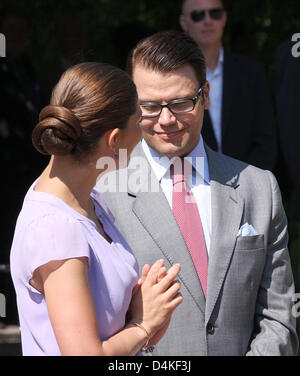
[97,30,298,355]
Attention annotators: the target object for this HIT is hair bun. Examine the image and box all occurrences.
[32,105,82,156]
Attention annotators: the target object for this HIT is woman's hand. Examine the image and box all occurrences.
[131,263,151,296]
[128,259,183,339]
[145,264,171,346]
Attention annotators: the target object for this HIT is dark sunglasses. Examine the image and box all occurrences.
[190,8,225,22]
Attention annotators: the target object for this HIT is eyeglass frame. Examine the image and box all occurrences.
[139,86,204,118]
[190,8,225,23]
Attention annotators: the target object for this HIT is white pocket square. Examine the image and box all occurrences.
[237,223,258,237]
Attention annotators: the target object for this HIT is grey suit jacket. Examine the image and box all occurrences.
[98,142,298,356]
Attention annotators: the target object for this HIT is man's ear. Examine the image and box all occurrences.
[179,14,188,32]
[203,81,210,110]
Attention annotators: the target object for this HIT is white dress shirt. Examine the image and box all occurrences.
[206,47,224,152]
[142,136,211,255]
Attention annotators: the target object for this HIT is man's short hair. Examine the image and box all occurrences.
[126,30,207,87]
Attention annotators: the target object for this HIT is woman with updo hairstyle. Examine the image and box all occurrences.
[10,62,182,356]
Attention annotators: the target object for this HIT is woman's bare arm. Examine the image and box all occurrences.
[33,257,182,356]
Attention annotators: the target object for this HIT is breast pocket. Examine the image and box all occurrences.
[235,234,264,251]
[226,236,266,324]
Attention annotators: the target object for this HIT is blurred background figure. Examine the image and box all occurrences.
[180,0,277,171]
[0,5,45,327]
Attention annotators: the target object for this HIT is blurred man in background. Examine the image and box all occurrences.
[180,0,277,171]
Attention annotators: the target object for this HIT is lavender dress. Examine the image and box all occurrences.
[10,182,139,356]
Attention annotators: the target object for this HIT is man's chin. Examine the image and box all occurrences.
[152,144,190,159]
[146,137,199,158]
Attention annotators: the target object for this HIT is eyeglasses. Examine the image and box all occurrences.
[190,8,224,22]
[139,87,203,118]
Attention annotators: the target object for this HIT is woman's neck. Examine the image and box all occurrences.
[35,156,101,215]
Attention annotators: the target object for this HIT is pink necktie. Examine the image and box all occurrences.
[171,160,208,298]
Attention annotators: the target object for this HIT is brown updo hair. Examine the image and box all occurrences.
[32,62,138,160]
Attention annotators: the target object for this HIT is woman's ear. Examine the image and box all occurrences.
[106,128,121,153]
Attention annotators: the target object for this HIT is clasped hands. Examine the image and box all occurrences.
[127,259,183,346]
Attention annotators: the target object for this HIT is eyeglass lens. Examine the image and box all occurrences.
[190,8,224,22]
[141,100,194,117]
[140,87,203,117]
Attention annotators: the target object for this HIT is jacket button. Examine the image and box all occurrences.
[207,323,215,334]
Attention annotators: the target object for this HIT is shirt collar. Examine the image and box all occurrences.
[142,136,210,185]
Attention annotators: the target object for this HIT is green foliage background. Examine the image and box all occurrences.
[2,0,299,74]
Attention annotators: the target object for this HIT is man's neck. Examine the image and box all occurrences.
[200,43,223,72]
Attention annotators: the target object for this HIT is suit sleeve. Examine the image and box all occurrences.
[246,171,299,355]
[247,63,277,171]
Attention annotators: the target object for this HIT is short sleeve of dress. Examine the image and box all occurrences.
[23,214,90,287]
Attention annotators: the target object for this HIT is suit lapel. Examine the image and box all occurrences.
[128,144,206,313]
[203,51,238,151]
[204,145,244,324]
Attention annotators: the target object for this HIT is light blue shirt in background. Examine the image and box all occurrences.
[206,47,224,152]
